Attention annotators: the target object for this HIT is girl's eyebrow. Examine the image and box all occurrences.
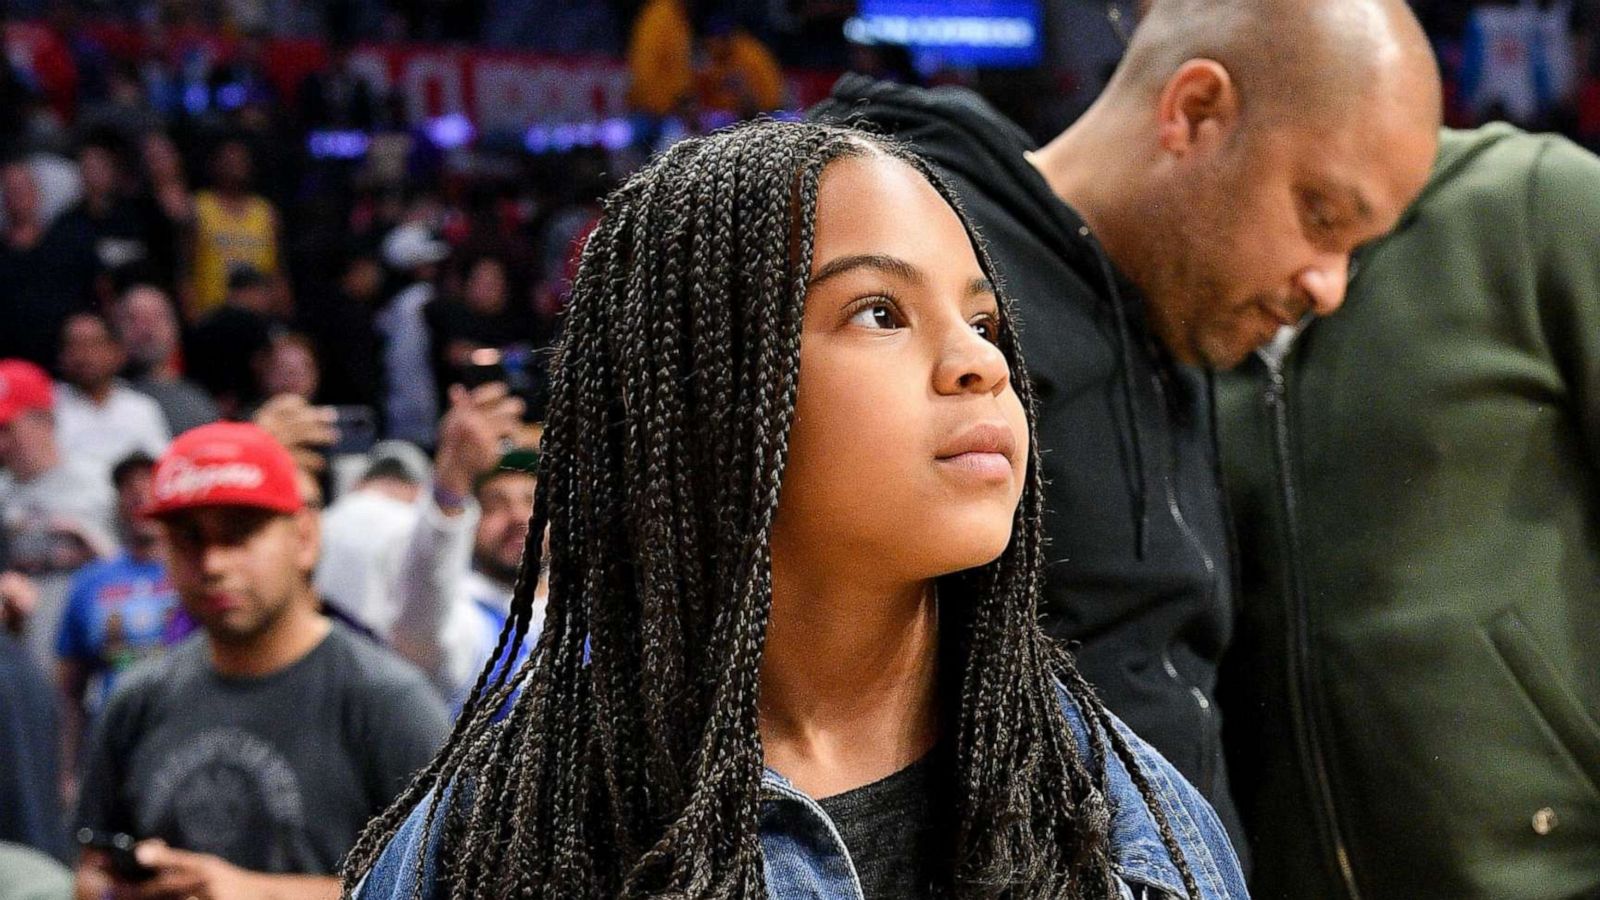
[808,253,921,289]
[808,254,996,299]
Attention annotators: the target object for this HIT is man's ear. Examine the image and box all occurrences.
[293,508,321,575]
[1155,59,1240,156]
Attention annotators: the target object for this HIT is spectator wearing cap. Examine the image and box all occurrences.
[56,453,179,794]
[315,440,432,635]
[73,422,450,900]
[186,139,282,320]
[114,283,220,436]
[54,312,171,475]
[0,159,98,369]
[375,223,448,446]
[0,360,118,668]
[392,383,540,705]
[186,264,277,418]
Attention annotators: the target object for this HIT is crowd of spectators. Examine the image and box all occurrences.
[0,2,796,893]
[2,0,1600,895]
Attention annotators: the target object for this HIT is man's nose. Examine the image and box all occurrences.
[1296,254,1351,317]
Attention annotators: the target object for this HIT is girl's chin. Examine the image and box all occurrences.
[926,528,1016,578]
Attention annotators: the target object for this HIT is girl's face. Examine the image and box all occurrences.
[772,153,1029,584]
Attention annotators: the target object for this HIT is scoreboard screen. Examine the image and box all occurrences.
[845,0,1044,69]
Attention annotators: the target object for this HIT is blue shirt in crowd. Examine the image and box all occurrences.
[56,553,179,714]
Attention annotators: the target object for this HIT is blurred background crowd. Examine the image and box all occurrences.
[1,0,1598,894]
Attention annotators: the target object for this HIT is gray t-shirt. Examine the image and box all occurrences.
[76,623,450,875]
[817,748,948,900]
[130,377,220,437]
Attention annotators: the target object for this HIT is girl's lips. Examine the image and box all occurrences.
[936,451,1013,482]
[936,421,1019,463]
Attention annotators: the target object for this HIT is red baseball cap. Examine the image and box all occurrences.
[146,422,305,518]
[0,359,55,426]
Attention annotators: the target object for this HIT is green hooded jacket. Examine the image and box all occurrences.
[1217,124,1600,899]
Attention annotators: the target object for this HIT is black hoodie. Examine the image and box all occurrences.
[811,75,1244,851]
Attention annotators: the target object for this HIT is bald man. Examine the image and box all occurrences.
[812,0,1441,859]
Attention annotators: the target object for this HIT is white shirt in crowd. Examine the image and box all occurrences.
[373,282,440,447]
[0,457,118,666]
[392,495,544,704]
[54,381,170,473]
[317,485,544,704]
[316,487,423,637]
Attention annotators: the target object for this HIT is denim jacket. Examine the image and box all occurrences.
[356,685,1247,900]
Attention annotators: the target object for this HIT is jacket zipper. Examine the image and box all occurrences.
[1263,356,1362,899]
[1147,369,1219,783]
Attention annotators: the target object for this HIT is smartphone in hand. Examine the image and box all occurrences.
[459,348,508,390]
[76,828,157,882]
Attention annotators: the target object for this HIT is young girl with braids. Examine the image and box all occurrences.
[346,120,1245,900]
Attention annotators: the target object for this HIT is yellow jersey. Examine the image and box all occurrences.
[190,190,278,317]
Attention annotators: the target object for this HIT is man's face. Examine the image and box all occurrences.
[214,142,252,190]
[474,472,535,584]
[116,467,162,550]
[116,288,180,369]
[259,343,318,399]
[60,315,125,392]
[79,146,118,199]
[231,282,272,313]
[159,507,318,644]
[2,164,39,226]
[0,419,18,470]
[0,411,52,472]
[340,258,382,303]
[464,258,507,315]
[1140,101,1437,369]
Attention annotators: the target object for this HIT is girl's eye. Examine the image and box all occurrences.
[972,314,1001,344]
[848,301,901,330]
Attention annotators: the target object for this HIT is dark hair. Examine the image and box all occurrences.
[343,120,1200,899]
[61,310,115,342]
[76,127,128,162]
[111,451,156,490]
[361,457,420,486]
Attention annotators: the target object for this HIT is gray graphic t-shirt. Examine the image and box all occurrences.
[76,623,450,874]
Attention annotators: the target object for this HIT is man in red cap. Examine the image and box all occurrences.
[0,359,117,666]
[73,422,449,900]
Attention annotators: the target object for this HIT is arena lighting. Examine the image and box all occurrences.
[307,130,372,160]
[183,83,210,115]
[425,113,476,150]
[597,118,633,150]
[523,118,637,154]
[844,0,1043,68]
[215,82,248,110]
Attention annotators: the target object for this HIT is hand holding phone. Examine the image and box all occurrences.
[459,347,508,390]
[76,828,157,882]
[328,405,379,456]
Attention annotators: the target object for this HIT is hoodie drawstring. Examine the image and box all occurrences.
[1082,226,1152,560]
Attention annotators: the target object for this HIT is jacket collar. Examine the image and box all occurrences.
[757,681,1189,898]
